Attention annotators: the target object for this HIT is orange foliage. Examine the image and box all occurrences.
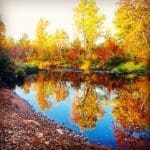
[33,73,51,111]
[112,77,150,130]
[55,83,68,102]
[23,79,32,93]
[67,49,79,61]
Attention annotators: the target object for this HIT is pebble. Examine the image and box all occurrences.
[56,129,64,135]
[0,88,109,150]
[36,132,43,138]
[45,141,50,145]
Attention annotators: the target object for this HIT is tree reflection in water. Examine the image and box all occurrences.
[20,71,150,149]
[72,76,104,130]
[33,72,52,111]
[112,77,150,149]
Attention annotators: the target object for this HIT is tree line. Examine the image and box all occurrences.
[0,0,149,77]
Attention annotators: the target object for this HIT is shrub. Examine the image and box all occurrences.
[0,50,14,73]
[113,61,144,72]
[24,64,38,75]
[105,56,128,70]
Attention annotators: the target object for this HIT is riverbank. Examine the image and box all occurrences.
[0,88,109,150]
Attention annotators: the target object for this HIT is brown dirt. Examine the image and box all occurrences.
[0,88,110,150]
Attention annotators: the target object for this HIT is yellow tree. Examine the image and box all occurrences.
[0,18,6,48]
[19,33,30,50]
[74,0,105,60]
[54,29,69,65]
[46,34,57,65]
[5,37,15,50]
[114,0,150,64]
[34,18,49,61]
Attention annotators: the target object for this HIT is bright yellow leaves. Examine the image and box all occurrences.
[72,84,104,130]
[80,60,90,71]
[34,18,49,61]
[0,19,6,48]
[114,0,150,64]
[74,0,105,58]
[32,18,70,68]
[54,29,69,64]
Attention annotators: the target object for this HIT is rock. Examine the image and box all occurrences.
[0,88,109,150]
[45,141,50,145]
[36,132,43,138]
[8,130,13,134]
[23,120,40,126]
[56,129,63,135]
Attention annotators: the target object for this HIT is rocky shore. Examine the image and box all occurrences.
[0,88,109,150]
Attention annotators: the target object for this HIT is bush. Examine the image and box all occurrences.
[113,61,144,73]
[0,49,17,86]
[15,64,38,78]
[15,67,26,78]
[24,64,38,75]
[105,56,128,70]
[14,64,38,86]
[0,50,14,73]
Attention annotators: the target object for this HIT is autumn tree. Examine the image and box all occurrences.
[17,33,31,62]
[114,0,150,64]
[67,38,83,68]
[34,18,65,68]
[34,18,49,61]
[54,29,69,65]
[46,34,57,65]
[74,0,105,61]
[0,18,6,48]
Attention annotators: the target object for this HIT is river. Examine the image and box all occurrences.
[14,70,150,149]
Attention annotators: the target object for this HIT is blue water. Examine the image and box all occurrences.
[14,76,150,149]
[14,83,117,149]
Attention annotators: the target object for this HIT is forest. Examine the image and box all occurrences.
[0,0,149,85]
[0,0,150,149]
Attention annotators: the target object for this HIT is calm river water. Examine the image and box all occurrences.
[14,71,150,149]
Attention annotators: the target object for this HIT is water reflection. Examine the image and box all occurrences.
[15,71,150,149]
[112,77,150,150]
[72,80,104,130]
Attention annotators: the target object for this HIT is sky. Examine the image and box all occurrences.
[0,0,118,40]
